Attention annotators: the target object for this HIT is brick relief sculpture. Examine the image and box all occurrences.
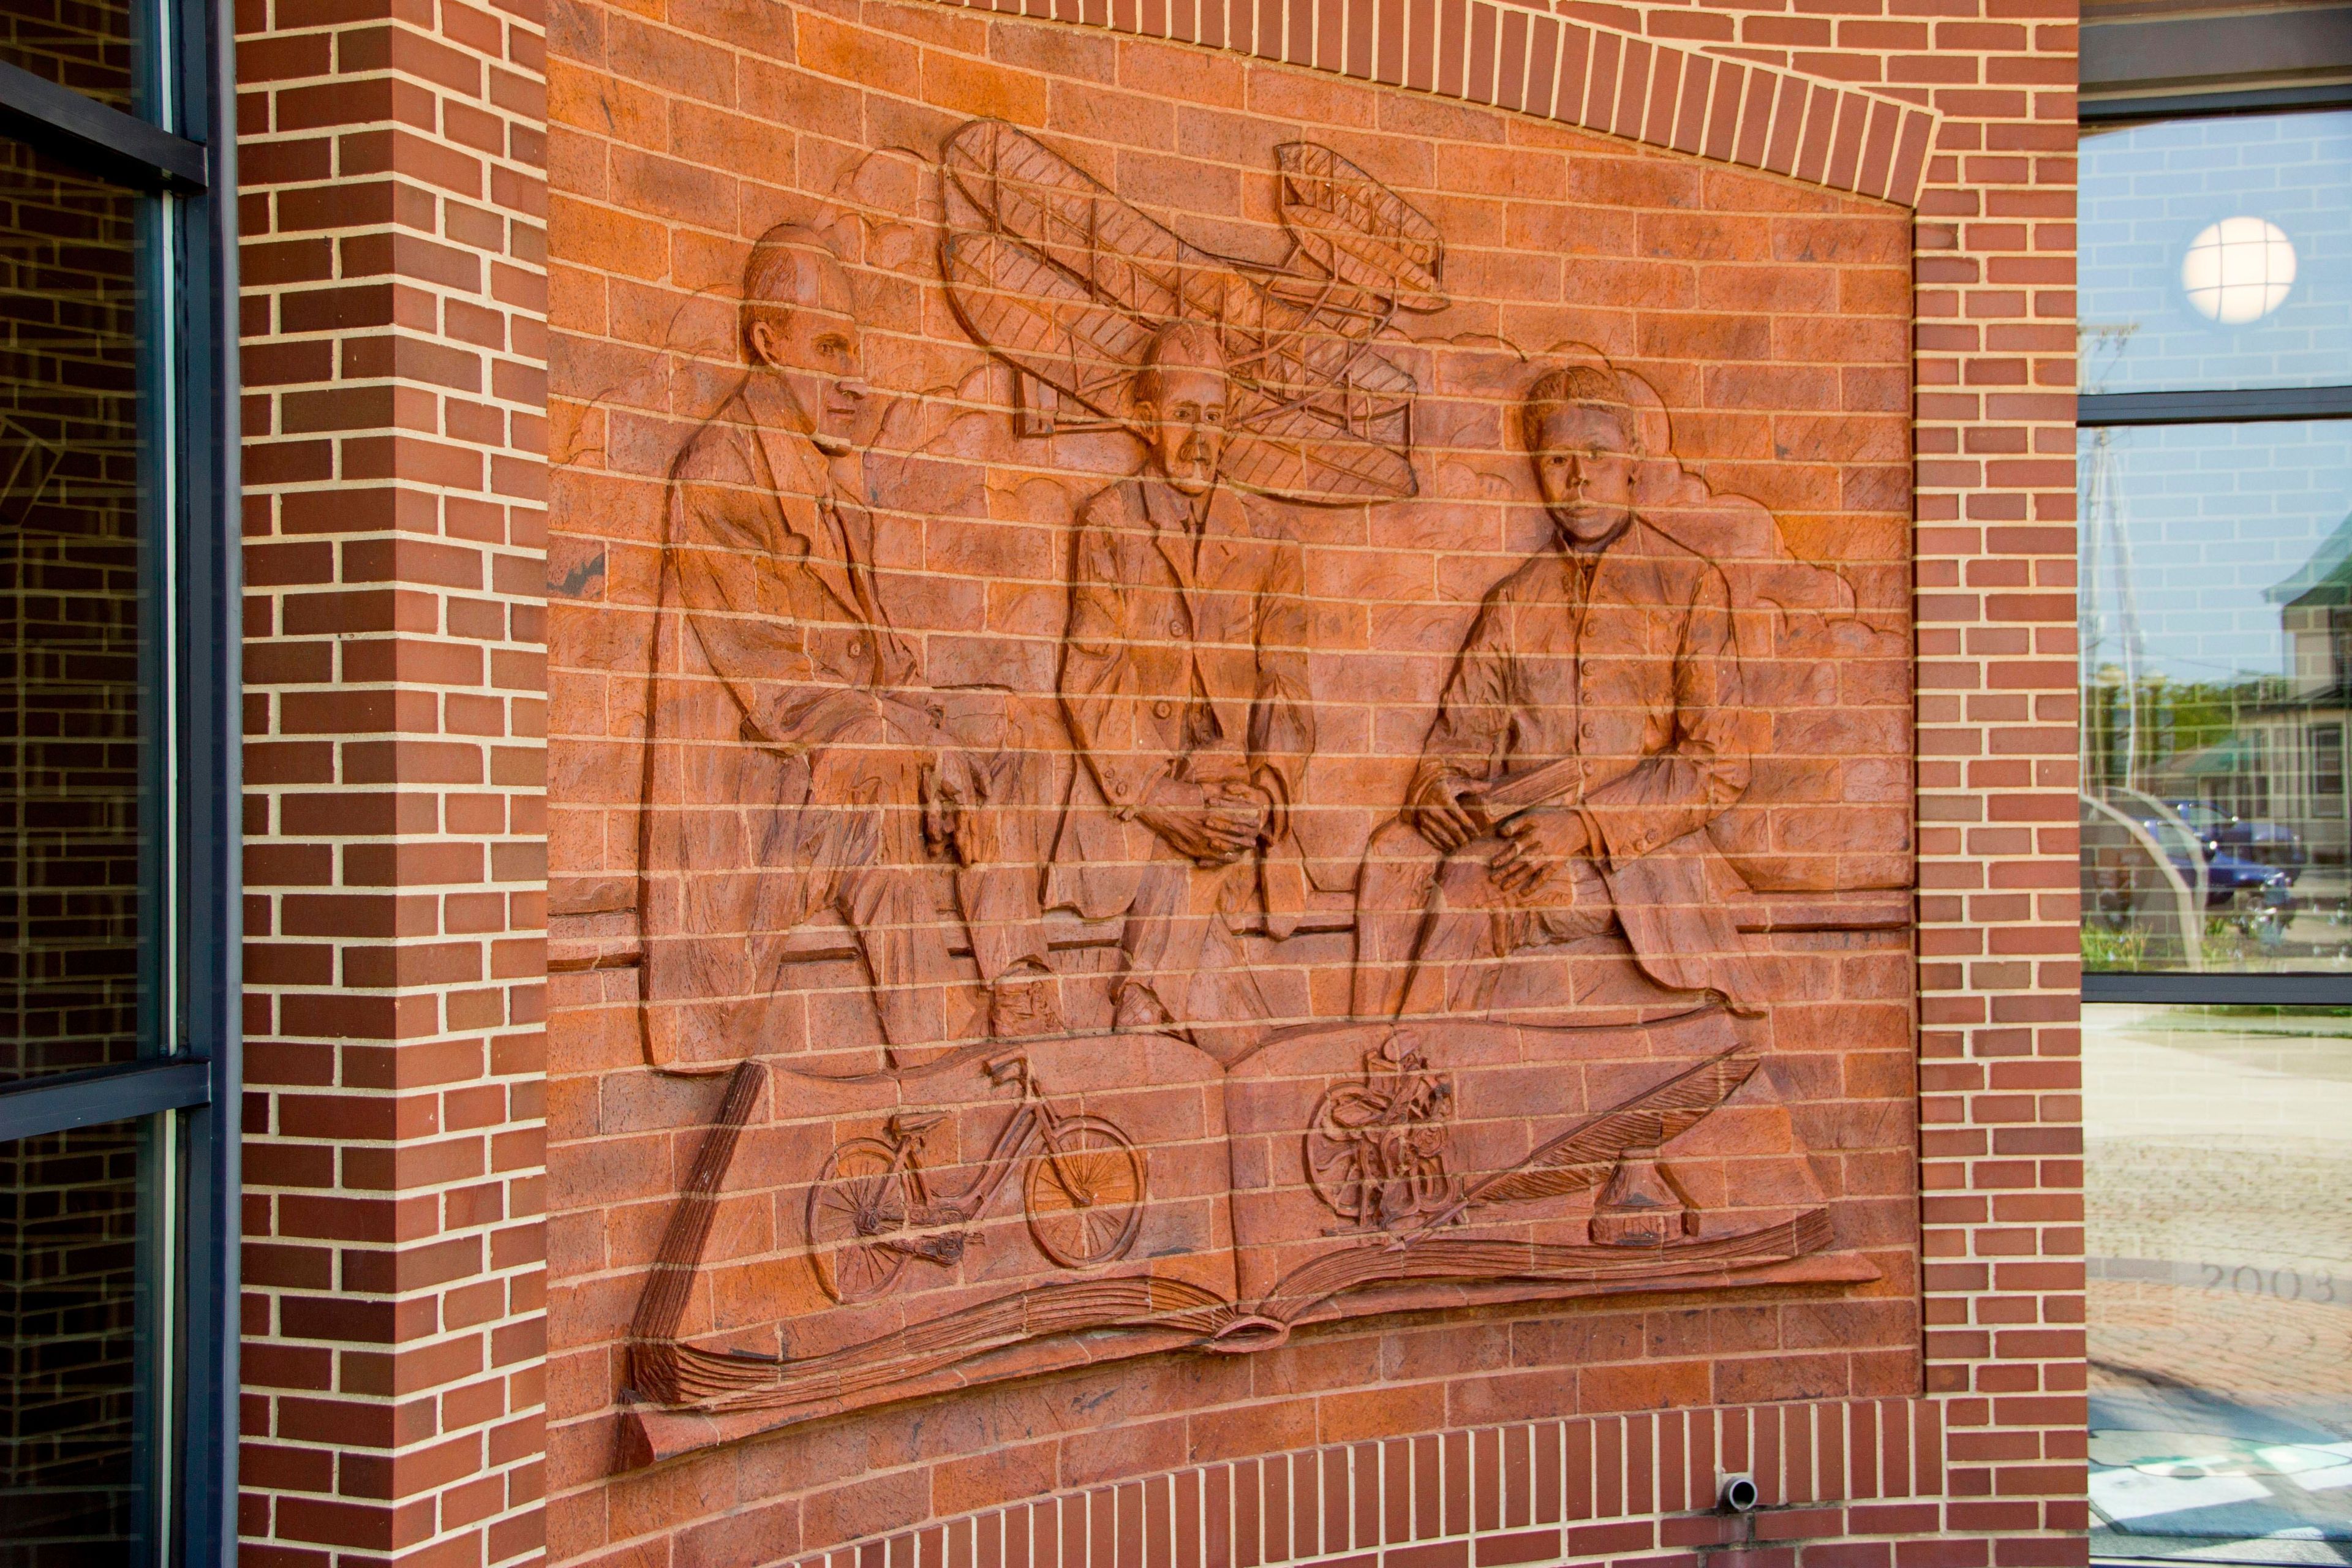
[550,66,1917,1468]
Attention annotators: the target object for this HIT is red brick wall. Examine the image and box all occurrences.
[780,1398,1954,1568]
[222,0,2084,1555]
[526,0,2080,1564]
[233,0,554,1556]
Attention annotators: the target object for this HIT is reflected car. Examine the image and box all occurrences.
[2197,850,2296,910]
[2125,813,2298,909]
[2162,799,2309,876]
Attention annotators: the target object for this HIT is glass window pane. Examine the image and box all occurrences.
[2079,420,2352,973]
[0,1115,152,1563]
[0,0,140,113]
[0,135,154,1082]
[2087,1005,2352,1561]
[2081,110,2352,394]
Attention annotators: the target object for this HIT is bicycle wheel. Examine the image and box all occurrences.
[1304,1085,1386,1224]
[1023,1115,1145,1269]
[806,1137,912,1303]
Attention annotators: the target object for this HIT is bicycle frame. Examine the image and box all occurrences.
[807,1049,1146,1305]
[890,1054,1074,1228]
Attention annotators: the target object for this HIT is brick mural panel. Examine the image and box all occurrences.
[545,0,1925,1508]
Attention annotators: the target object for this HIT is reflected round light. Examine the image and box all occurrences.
[2180,216,2297,324]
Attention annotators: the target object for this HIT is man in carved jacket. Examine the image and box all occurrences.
[1353,365,1762,1020]
[1051,322,1314,1061]
[640,223,1060,1071]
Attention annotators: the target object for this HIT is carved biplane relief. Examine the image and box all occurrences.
[556,113,1916,1466]
[940,119,1442,503]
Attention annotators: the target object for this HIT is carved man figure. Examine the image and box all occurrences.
[1051,322,1314,1061]
[640,222,1060,1069]
[1353,365,1761,1020]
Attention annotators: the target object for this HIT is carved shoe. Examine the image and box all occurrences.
[989,971,1065,1038]
[1112,986,1175,1033]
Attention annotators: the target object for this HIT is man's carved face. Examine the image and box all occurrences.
[1532,404,1638,545]
[1137,365,1229,497]
[748,280,868,456]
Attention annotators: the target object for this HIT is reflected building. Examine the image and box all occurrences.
[2251,510,2352,869]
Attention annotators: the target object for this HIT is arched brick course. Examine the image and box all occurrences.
[915,0,1938,206]
[783,1399,1949,1568]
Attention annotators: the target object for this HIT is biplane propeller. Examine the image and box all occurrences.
[939,119,1446,505]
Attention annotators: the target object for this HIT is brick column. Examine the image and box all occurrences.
[234,0,553,1556]
[1902,5,2087,1550]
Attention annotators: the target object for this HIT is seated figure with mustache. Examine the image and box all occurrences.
[639,222,1063,1070]
[1049,320,1316,1064]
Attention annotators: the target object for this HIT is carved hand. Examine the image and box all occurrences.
[1139,777,1259,864]
[922,745,980,862]
[1202,782,1272,865]
[1491,807,1590,895]
[1409,773,1486,853]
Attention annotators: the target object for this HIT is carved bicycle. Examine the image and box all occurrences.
[805,1053,1147,1303]
[1305,1035,1460,1232]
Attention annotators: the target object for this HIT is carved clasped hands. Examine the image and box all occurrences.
[1408,773,1589,898]
[921,754,967,861]
[1138,774,1270,867]
[919,734,988,865]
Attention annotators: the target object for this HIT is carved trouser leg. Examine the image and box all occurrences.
[1352,816,1443,1019]
[929,688,1057,988]
[1118,853,1266,1061]
[807,693,1064,1048]
[1392,839,1615,1018]
[804,710,959,1051]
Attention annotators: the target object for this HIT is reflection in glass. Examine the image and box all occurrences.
[0,0,138,111]
[2081,110,2352,394]
[0,1117,149,1562]
[0,136,151,1082]
[2079,422,2352,972]
[2087,1006,2352,1561]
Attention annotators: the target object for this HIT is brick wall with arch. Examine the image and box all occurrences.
[228,0,2082,1558]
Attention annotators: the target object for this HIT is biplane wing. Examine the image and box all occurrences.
[1222,393,1417,510]
[941,118,1445,505]
[940,230,1154,418]
[1275,141,1444,311]
[943,121,1204,321]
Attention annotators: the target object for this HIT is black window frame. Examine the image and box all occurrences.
[0,0,240,1558]
[2078,5,2352,1006]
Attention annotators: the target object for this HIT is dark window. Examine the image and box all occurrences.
[0,140,147,1088]
[0,1117,147,1554]
[0,0,138,113]
[0,0,237,1557]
